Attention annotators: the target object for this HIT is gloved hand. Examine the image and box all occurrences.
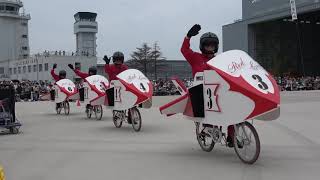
[68,64,74,70]
[53,63,57,69]
[187,24,201,38]
[103,55,111,64]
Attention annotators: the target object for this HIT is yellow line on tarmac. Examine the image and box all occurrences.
[0,165,5,180]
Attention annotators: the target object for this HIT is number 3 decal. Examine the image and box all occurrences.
[252,74,268,90]
[207,88,213,110]
[204,84,221,112]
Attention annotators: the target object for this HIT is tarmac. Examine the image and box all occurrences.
[1,91,320,180]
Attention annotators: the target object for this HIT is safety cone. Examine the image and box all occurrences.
[77,100,81,106]
[0,165,5,180]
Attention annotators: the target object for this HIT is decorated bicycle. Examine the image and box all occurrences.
[160,50,280,164]
[105,69,153,132]
[81,75,109,120]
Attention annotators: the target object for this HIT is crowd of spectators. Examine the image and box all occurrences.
[275,76,320,91]
[1,75,320,100]
[152,79,192,96]
[0,80,52,102]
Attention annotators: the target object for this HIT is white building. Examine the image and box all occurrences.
[0,1,99,81]
[8,53,97,82]
[0,0,30,77]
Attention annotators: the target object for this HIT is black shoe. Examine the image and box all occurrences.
[227,136,234,148]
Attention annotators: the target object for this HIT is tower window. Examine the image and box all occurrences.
[21,22,28,26]
[22,35,28,38]
[0,6,4,11]
[5,6,15,11]
[79,25,97,29]
[44,63,48,71]
[22,46,28,50]
[39,64,42,72]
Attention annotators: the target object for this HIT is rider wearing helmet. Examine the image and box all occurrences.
[181,24,235,147]
[103,51,128,81]
[181,24,219,77]
[50,63,67,111]
[67,64,98,113]
[51,63,67,82]
[67,64,97,79]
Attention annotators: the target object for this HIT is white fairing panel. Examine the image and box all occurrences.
[202,70,255,126]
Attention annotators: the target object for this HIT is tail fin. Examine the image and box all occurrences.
[171,78,188,95]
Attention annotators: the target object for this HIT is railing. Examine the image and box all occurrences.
[0,10,30,18]
[30,51,96,58]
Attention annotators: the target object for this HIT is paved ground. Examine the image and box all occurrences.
[1,91,320,180]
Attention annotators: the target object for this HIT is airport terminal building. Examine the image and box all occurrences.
[0,0,97,81]
[223,0,320,76]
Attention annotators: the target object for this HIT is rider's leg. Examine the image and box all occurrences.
[56,103,60,110]
[227,125,235,147]
[127,110,132,124]
[85,104,91,113]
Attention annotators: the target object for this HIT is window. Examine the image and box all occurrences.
[0,6,4,11]
[14,68,16,74]
[21,22,28,26]
[5,6,15,11]
[23,54,28,58]
[79,25,97,29]
[22,35,28,38]
[23,66,26,73]
[28,65,31,73]
[33,65,37,72]
[0,67,4,74]
[39,64,42,72]
[22,46,28,50]
[44,63,48,71]
[18,67,21,74]
[9,68,12,75]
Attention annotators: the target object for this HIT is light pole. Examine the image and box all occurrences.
[36,56,39,81]
[290,0,305,76]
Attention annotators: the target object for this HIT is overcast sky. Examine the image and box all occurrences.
[25,0,242,60]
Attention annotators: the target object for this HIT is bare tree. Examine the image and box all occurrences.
[129,43,152,74]
[150,42,166,80]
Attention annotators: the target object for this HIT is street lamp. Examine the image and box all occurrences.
[290,0,306,76]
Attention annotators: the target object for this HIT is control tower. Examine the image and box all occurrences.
[74,12,98,57]
[0,0,31,61]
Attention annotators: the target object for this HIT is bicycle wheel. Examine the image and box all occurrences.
[56,103,62,114]
[113,110,123,128]
[130,107,142,132]
[234,121,260,164]
[64,101,70,115]
[195,122,215,152]
[95,105,103,120]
